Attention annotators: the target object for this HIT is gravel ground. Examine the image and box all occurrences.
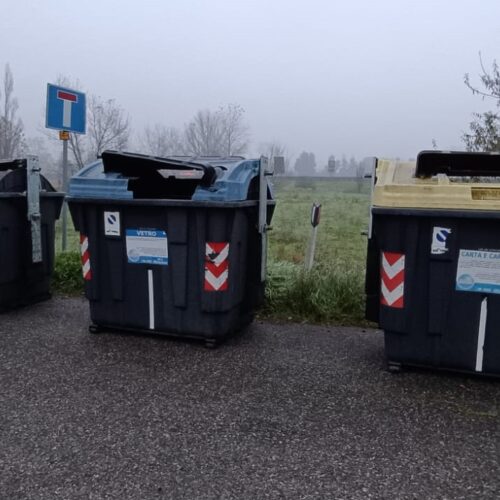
[0,296,499,500]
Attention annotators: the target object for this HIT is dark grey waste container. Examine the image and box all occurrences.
[67,151,275,346]
[366,151,500,376]
[0,156,64,311]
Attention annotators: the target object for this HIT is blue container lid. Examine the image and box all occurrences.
[68,150,272,202]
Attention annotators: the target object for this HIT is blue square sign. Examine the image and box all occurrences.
[46,84,86,134]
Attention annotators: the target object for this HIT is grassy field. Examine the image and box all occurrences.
[265,177,370,324]
[54,177,372,325]
[269,177,370,265]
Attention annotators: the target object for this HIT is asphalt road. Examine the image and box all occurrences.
[0,297,499,500]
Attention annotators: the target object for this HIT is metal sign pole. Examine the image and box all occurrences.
[61,132,69,251]
[46,83,86,252]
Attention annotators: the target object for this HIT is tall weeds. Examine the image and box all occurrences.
[264,260,366,325]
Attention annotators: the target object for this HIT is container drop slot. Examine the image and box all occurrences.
[416,151,500,178]
[101,150,218,199]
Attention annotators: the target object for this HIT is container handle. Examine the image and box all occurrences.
[26,156,42,263]
[0,158,26,172]
[258,156,272,282]
[416,151,500,178]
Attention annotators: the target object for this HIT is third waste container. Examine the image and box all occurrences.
[366,150,500,375]
[68,151,275,346]
[0,156,64,310]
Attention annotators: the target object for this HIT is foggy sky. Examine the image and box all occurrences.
[1,0,499,166]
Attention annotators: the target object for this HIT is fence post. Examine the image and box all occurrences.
[305,203,321,271]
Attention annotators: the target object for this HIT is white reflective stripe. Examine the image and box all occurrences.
[206,243,229,267]
[205,269,229,290]
[382,253,405,279]
[82,260,91,277]
[80,237,88,255]
[475,298,487,372]
[381,280,404,306]
[148,270,155,330]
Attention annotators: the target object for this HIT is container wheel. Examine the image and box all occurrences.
[205,339,217,349]
[89,324,102,334]
[387,361,402,373]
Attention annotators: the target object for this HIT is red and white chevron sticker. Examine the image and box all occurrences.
[205,242,229,291]
[80,234,92,281]
[381,251,405,308]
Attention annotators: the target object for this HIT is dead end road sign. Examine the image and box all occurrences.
[46,84,86,134]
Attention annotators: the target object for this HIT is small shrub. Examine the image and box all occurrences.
[52,252,83,295]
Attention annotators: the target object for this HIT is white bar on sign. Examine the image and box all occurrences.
[475,297,487,372]
[62,100,72,128]
[148,270,155,330]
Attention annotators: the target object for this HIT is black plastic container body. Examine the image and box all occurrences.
[68,198,274,344]
[0,190,64,311]
[369,207,500,376]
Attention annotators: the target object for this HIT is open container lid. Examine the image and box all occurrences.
[373,150,500,210]
[68,150,270,202]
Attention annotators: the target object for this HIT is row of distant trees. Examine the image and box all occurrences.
[293,152,366,177]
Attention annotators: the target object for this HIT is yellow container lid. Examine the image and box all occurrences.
[373,151,500,210]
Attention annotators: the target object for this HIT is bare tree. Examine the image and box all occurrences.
[68,132,86,171]
[66,94,130,170]
[87,95,129,158]
[260,141,286,159]
[463,54,500,152]
[0,64,24,158]
[184,104,249,157]
[184,109,224,156]
[140,124,185,157]
[219,103,249,156]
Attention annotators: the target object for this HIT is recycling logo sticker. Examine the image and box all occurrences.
[104,211,121,236]
[431,226,451,255]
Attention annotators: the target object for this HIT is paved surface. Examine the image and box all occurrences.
[0,297,499,499]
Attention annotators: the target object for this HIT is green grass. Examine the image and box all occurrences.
[52,251,83,295]
[269,178,370,265]
[54,211,80,254]
[53,210,81,294]
[53,177,372,324]
[264,177,370,324]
